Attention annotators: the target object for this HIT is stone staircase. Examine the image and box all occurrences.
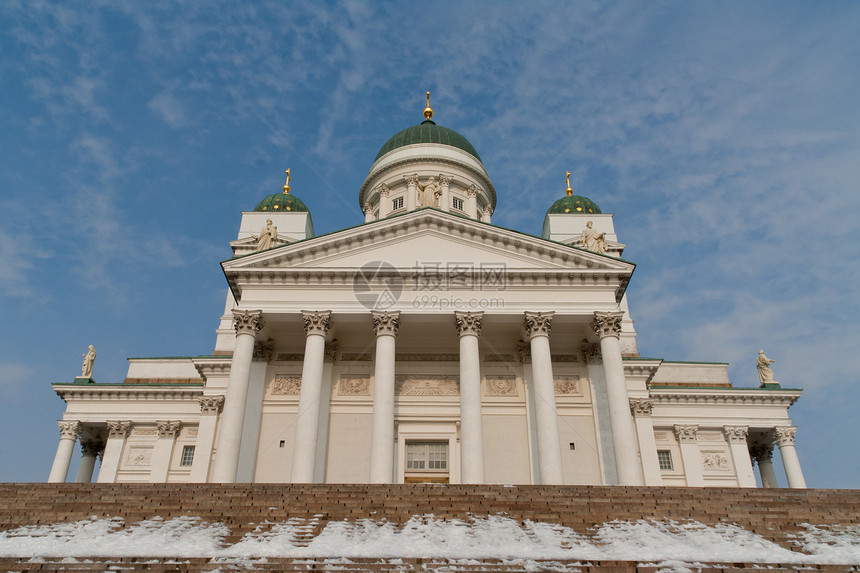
[0,484,857,571]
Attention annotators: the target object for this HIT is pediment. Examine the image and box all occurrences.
[223,209,634,274]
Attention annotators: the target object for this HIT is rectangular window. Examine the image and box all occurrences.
[180,445,195,466]
[392,196,404,210]
[406,442,447,471]
[452,197,464,211]
[657,450,673,471]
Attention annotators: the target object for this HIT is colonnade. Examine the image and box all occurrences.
[48,308,807,489]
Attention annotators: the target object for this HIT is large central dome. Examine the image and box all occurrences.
[374,119,482,162]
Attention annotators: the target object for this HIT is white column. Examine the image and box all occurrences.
[211,309,264,483]
[48,421,80,483]
[674,425,704,486]
[630,400,662,485]
[364,202,374,223]
[523,311,563,484]
[369,311,400,483]
[150,421,181,482]
[378,184,391,218]
[466,185,479,219]
[98,421,131,483]
[75,439,103,483]
[455,311,484,483]
[438,175,451,212]
[191,396,224,482]
[774,426,806,488]
[591,311,644,486]
[724,426,756,488]
[750,442,779,488]
[481,205,493,223]
[291,310,332,483]
[406,175,418,211]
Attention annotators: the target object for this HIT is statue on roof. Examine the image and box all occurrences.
[756,350,778,387]
[580,221,607,254]
[81,345,96,378]
[253,219,279,251]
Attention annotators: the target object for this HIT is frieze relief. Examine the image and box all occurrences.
[697,431,724,442]
[396,375,460,396]
[554,376,581,396]
[126,447,153,467]
[484,376,517,397]
[701,451,731,471]
[338,375,371,396]
[270,376,302,395]
[653,431,671,442]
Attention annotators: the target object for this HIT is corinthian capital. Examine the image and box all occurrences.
[438,174,452,187]
[302,310,332,337]
[372,311,400,336]
[157,421,181,439]
[405,175,419,187]
[591,311,624,339]
[378,183,390,197]
[773,426,797,447]
[523,311,554,339]
[580,339,601,363]
[454,311,483,337]
[106,421,132,439]
[232,309,265,337]
[674,424,698,443]
[466,184,478,198]
[629,399,653,417]
[723,426,749,444]
[199,395,225,414]
[58,420,81,439]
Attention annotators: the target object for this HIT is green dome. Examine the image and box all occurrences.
[254,192,309,213]
[546,195,602,215]
[374,120,482,162]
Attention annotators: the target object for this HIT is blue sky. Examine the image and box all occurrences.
[1,1,857,487]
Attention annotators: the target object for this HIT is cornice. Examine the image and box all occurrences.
[192,356,233,380]
[623,359,662,386]
[650,387,801,407]
[54,385,204,402]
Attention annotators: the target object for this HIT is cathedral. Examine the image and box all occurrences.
[49,96,806,489]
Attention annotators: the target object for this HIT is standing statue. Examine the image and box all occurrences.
[756,350,777,386]
[419,177,439,207]
[81,345,96,378]
[253,219,278,251]
[580,221,607,254]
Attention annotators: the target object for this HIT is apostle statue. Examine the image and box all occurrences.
[419,177,439,208]
[580,221,607,254]
[81,345,96,378]
[253,219,278,251]
[756,350,777,386]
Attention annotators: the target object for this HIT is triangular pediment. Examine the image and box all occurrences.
[223,209,634,274]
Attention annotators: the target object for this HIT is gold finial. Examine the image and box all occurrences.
[565,170,573,197]
[282,168,291,194]
[423,91,434,121]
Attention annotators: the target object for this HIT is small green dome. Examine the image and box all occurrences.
[546,195,602,215]
[374,120,482,162]
[254,192,309,213]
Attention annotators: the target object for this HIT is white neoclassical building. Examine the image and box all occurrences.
[49,100,806,489]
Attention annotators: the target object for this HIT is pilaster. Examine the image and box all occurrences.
[191,396,224,482]
[150,421,181,482]
[723,425,756,488]
[674,424,704,486]
[98,421,131,483]
[630,399,661,485]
